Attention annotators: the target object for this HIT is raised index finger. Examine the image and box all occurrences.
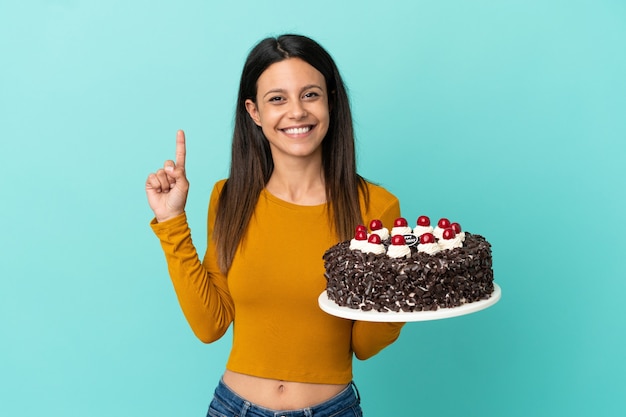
[175,129,186,168]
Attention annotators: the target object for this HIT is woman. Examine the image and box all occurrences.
[146,34,404,417]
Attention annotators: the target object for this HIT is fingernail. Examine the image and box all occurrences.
[165,166,174,172]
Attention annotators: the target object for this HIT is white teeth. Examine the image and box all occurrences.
[283,126,311,134]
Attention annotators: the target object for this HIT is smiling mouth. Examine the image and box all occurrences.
[282,125,313,135]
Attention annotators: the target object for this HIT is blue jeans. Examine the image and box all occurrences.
[207,379,363,417]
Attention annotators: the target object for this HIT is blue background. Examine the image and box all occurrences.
[1,0,625,416]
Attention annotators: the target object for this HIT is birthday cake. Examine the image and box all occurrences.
[322,216,494,312]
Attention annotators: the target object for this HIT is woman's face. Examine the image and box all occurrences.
[245,58,330,165]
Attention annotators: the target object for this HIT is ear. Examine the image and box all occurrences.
[245,99,262,126]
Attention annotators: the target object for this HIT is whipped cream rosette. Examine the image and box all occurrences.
[368,219,389,241]
[349,226,369,252]
[438,228,463,250]
[413,215,434,237]
[387,235,411,259]
[362,233,386,255]
[390,217,412,236]
[417,232,441,255]
[433,217,453,240]
[450,222,466,242]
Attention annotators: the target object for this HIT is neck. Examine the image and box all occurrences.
[266,158,326,206]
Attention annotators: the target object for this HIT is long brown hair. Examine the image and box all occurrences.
[213,34,369,273]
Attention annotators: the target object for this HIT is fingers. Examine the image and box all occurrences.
[175,130,186,169]
[145,173,164,193]
[146,164,175,193]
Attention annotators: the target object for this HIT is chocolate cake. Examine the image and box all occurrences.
[322,217,494,313]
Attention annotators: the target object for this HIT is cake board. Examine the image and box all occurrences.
[318,283,501,322]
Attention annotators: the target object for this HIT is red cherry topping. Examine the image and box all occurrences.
[420,233,435,244]
[391,235,406,245]
[417,215,430,226]
[367,234,382,244]
[369,219,383,231]
[437,218,451,229]
[355,230,368,241]
[450,222,462,234]
[355,224,367,234]
[394,217,408,227]
[442,228,456,240]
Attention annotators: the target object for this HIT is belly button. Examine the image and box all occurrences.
[278,384,285,393]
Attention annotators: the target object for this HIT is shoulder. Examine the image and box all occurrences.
[213,179,228,193]
[209,179,228,207]
[210,179,228,197]
[363,180,398,205]
[361,180,400,220]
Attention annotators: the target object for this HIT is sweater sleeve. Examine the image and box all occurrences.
[150,182,234,343]
[351,186,406,360]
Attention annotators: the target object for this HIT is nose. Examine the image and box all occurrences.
[288,100,307,119]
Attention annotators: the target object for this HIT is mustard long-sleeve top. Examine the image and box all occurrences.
[151,179,405,384]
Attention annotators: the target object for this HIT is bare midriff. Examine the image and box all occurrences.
[222,370,348,410]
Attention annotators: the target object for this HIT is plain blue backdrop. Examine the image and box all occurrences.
[1,0,625,416]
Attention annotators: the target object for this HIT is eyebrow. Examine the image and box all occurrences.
[262,84,324,99]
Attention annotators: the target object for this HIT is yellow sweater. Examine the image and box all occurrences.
[151,179,404,384]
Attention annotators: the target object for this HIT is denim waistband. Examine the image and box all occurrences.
[209,378,361,417]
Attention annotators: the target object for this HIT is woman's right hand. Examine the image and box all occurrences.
[145,130,189,222]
